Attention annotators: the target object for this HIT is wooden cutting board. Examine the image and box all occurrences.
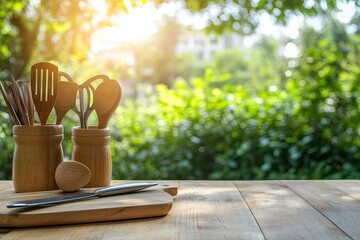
[0,183,178,228]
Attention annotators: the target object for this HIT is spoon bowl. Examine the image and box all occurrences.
[94,80,122,129]
[55,160,91,192]
[54,81,78,124]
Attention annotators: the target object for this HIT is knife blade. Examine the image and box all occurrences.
[7,182,158,208]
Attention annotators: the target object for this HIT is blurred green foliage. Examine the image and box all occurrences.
[1,0,360,180]
[110,25,360,180]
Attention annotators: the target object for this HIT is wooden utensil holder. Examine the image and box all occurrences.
[71,126,111,187]
[12,125,64,192]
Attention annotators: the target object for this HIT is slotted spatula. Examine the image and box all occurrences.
[31,62,59,125]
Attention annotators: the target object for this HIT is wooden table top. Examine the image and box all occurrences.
[0,180,359,239]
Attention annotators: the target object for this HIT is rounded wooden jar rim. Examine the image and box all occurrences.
[13,124,63,136]
[72,126,110,137]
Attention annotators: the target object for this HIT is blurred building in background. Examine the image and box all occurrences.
[176,31,243,60]
[93,30,243,64]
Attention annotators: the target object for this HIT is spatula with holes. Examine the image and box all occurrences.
[31,62,59,125]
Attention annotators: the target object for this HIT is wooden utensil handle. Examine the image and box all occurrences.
[0,82,21,125]
[59,71,73,82]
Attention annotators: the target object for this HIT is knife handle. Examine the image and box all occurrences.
[94,182,158,197]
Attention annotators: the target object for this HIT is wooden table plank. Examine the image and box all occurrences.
[321,180,360,201]
[0,181,264,240]
[234,180,352,240]
[74,181,263,240]
[283,180,360,239]
[0,180,359,239]
[0,180,180,240]
[159,181,263,240]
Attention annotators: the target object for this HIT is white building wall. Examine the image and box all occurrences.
[176,31,243,60]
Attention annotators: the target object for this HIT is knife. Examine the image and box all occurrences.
[7,182,158,208]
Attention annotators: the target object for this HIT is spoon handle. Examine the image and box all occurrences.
[26,83,35,125]
[10,75,30,125]
[0,82,21,125]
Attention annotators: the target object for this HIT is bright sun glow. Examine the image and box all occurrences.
[89,1,161,54]
[114,3,159,41]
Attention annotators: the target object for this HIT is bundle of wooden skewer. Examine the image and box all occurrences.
[0,75,34,125]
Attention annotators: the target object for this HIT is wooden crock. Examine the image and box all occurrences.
[12,125,64,192]
[71,126,111,187]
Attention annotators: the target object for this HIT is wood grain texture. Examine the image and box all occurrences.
[171,181,264,240]
[234,180,352,240]
[0,182,176,228]
[283,180,360,239]
[71,127,111,187]
[103,181,263,240]
[0,180,359,240]
[12,125,64,192]
[55,160,91,192]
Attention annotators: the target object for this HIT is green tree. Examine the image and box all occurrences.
[0,0,100,79]
[182,0,358,33]
[1,0,359,180]
[110,21,360,179]
[208,38,285,90]
[130,16,182,86]
[1,0,355,79]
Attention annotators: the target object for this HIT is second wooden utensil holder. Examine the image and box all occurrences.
[12,125,64,192]
[71,126,112,187]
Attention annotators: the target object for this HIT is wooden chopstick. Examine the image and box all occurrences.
[10,75,30,125]
[0,81,21,125]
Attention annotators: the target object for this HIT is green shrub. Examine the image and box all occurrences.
[110,34,360,180]
[0,111,14,179]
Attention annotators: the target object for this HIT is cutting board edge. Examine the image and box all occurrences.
[0,200,173,228]
[0,188,176,228]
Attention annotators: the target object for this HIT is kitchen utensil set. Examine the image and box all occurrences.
[0,62,122,128]
[72,74,111,128]
[0,75,33,125]
[0,80,20,125]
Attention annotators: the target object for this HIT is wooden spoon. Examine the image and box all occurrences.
[55,160,91,192]
[0,82,21,125]
[30,62,59,125]
[71,75,110,128]
[54,81,78,125]
[94,80,122,129]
